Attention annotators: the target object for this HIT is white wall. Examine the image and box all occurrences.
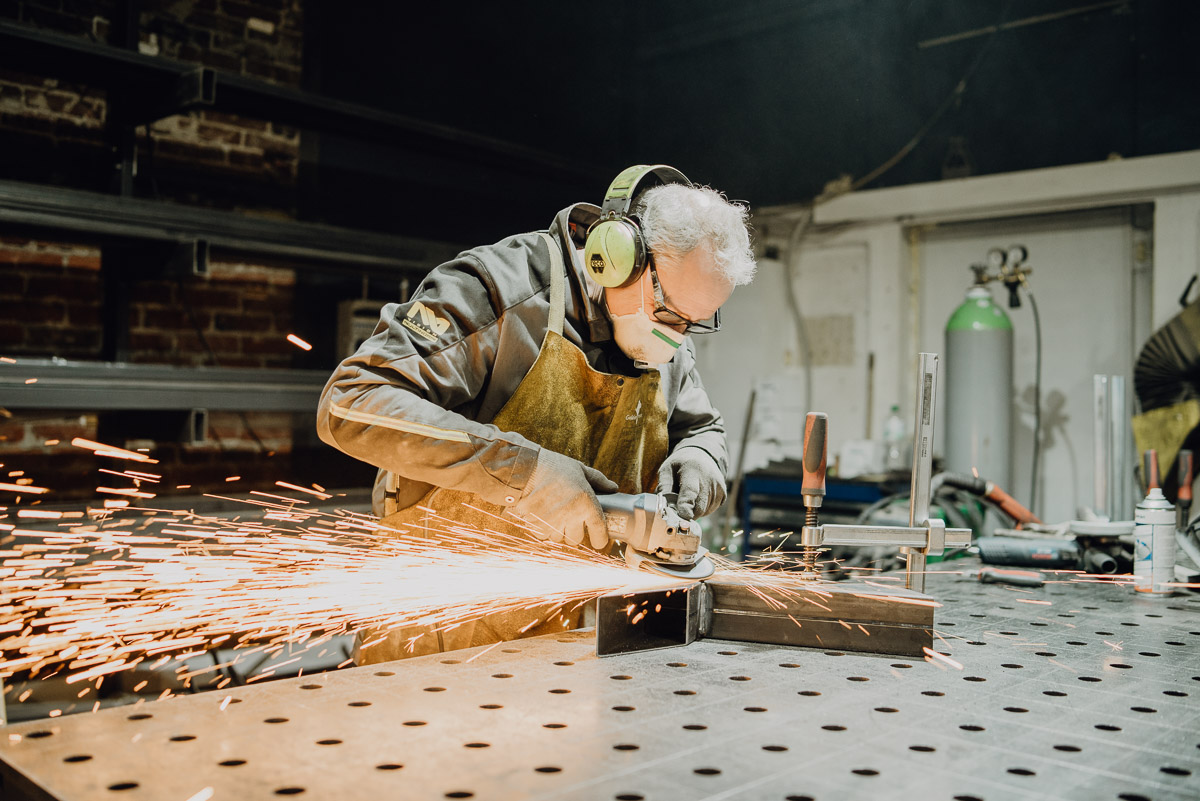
[705,151,1200,526]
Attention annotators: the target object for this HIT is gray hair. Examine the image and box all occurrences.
[634,183,756,286]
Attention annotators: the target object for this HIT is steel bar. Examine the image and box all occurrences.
[1095,374,1111,517]
[905,352,939,592]
[3,564,1194,801]
[0,360,326,412]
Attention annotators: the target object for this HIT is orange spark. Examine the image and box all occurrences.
[922,647,963,670]
[71,438,158,464]
[0,482,49,494]
[286,334,312,351]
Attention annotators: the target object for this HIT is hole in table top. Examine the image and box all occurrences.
[613,743,639,751]
[922,691,944,697]
[969,614,986,618]
[744,706,767,713]
[851,769,878,776]
[785,796,814,801]
[374,671,395,676]
[300,684,322,690]
[779,663,801,668]
[1005,707,1028,713]
[1164,690,1188,697]
[480,704,502,710]
[1139,652,1160,657]
[954,796,983,801]
[465,742,490,749]
[1165,641,1186,646]
[1035,651,1057,657]
[264,718,289,724]
[1066,641,1088,645]
[718,650,738,655]
[891,663,912,669]
[966,641,986,646]
[1096,631,1114,635]
[63,755,92,763]
[909,745,935,752]
[26,730,54,738]
[875,707,898,713]
[502,648,520,653]
[535,766,562,774]
[1079,676,1102,682]
[610,675,632,681]
[1095,724,1122,731]
[1131,706,1157,713]
[1054,745,1081,752]
[492,674,513,679]
[799,690,821,696]
[1044,690,1067,697]
[219,759,246,767]
[612,705,635,712]
[1120,622,1139,627]
[445,793,473,799]
[674,690,696,696]
[403,721,427,727]
[553,661,574,666]
[348,701,371,707]
[127,714,151,721]
[169,735,196,742]
[441,660,461,665]
[730,675,752,681]
[763,745,788,752]
[108,783,139,792]
[615,795,643,801]
[683,724,707,731]
[317,739,341,746]
[1118,794,1151,801]
[847,676,869,682]
[960,725,985,732]
[1057,613,1074,618]
[941,622,957,626]
[822,725,846,731]
[1029,622,1048,627]
[543,723,567,729]
[694,768,721,776]
[376,764,403,771]
[667,662,687,667]
[549,688,571,694]
[425,686,447,692]
[1110,664,1132,670]
[963,676,986,682]
[1008,768,1035,776]
[275,789,305,796]
[999,605,1014,610]
[999,631,1019,636]
[1161,766,1192,776]
[1001,663,1023,669]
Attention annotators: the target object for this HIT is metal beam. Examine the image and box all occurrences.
[0,180,461,274]
[0,360,326,412]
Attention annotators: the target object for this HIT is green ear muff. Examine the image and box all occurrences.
[583,164,690,288]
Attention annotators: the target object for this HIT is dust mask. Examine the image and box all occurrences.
[609,277,685,368]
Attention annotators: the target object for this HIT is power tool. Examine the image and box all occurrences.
[598,492,715,580]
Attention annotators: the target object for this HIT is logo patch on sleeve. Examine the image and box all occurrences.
[401,301,450,342]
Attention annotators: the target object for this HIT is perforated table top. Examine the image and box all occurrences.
[1,566,1198,801]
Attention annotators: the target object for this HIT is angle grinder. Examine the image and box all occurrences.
[599,492,715,580]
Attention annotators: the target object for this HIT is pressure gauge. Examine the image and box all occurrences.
[986,248,1006,269]
[1007,245,1028,266]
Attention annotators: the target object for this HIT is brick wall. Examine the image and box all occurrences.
[0,1,348,502]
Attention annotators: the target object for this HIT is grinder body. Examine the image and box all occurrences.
[599,492,714,579]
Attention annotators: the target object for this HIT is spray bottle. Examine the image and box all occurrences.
[1134,449,1175,596]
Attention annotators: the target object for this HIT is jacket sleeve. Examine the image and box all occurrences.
[316,254,540,506]
[665,340,729,476]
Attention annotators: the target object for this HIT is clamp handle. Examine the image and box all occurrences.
[802,413,828,506]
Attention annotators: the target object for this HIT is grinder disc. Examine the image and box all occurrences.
[624,545,715,580]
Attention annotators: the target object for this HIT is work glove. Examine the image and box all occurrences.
[657,446,727,521]
[511,448,618,550]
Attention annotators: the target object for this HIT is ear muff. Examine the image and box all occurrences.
[584,164,689,288]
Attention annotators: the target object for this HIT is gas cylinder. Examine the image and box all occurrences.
[945,284,1013,488]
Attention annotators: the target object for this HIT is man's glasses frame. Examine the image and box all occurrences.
[647,261,722,335]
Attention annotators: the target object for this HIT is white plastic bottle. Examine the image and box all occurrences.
[1133,487,1176,596]
[883,404,908,471]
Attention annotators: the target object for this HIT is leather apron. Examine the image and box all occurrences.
[354,234,670,664]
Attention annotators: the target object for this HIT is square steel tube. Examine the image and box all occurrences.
[597,578,936,658]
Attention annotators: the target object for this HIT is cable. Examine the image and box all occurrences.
[1027,287,1042,516]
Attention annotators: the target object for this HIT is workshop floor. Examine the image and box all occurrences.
[0,564,1197,801]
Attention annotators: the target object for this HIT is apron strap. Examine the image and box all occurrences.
[539,232,566,337]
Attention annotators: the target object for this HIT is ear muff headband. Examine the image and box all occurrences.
[584,164,690,288]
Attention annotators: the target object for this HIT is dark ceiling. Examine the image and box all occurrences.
[304,0,1198,245]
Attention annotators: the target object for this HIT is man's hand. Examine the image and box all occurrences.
[657,447,727,520]
[511,449,618,550]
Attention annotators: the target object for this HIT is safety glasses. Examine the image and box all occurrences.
[647,261,722,335]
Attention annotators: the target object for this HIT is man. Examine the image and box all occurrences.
[317,165,756,662]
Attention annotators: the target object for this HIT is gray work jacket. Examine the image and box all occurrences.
[316,203,728,516]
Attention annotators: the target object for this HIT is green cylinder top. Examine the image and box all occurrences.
[946,286,1012,332]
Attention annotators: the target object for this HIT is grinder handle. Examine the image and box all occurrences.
[802,412,827,504]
